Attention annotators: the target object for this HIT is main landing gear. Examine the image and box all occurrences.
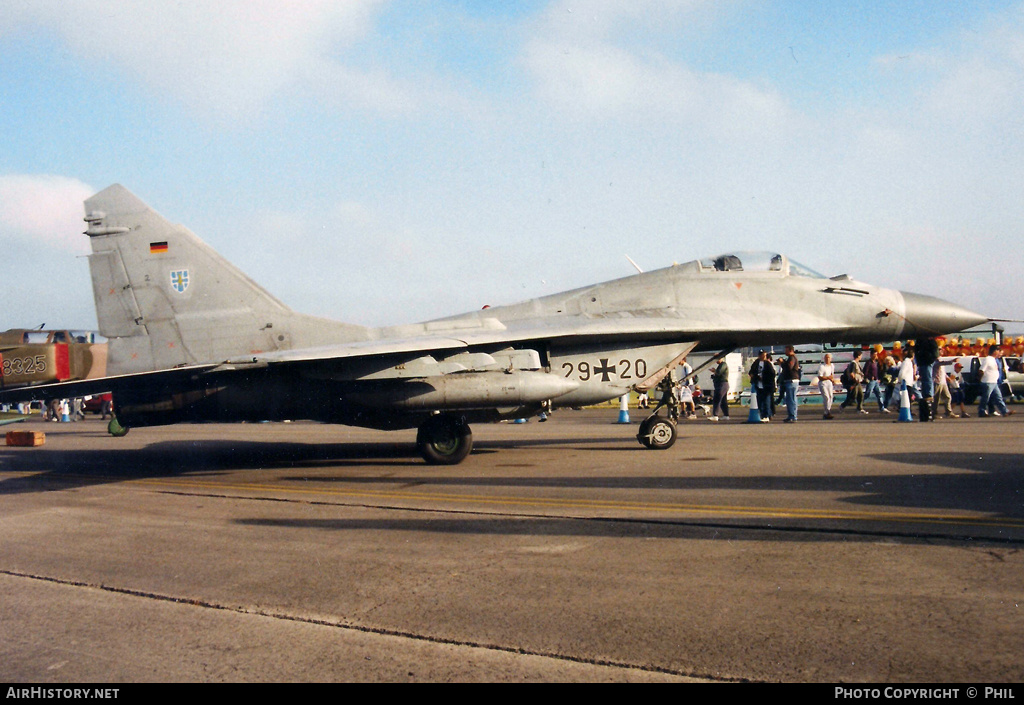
[417,414,473,465]
[636,414,677,450]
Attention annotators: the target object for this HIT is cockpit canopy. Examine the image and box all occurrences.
[697,251,825,278]
[0,329,100,345]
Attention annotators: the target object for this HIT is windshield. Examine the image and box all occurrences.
[787,258,826,278]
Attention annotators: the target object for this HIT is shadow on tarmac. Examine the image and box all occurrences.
[0,439,423,495]
[0,435,631,493]
[1,439,1021,532]
[233,513,1024,548]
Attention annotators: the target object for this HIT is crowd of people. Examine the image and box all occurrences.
[815,338,1015,421]
[934,335,1024,358]
[646,336,1018,424]
[1,396,112,422]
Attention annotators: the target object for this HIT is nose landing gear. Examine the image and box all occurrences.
[636,415,677,450]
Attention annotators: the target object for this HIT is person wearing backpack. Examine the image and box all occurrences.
[863,348,886,412]
[840,350,866,413]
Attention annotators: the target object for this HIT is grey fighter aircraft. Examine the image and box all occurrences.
[0,185,988,462]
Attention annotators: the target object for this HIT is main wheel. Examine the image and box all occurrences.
[417,414,473,465]
[637,415,676,450]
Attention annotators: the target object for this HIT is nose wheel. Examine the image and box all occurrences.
[417,414,473,464]
[637,415,676,450]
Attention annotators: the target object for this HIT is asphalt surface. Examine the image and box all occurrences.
[1,407,1022,683]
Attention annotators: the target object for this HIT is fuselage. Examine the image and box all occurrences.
[422,252,985,352]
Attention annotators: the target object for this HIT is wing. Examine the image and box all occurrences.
[0,317,698,404]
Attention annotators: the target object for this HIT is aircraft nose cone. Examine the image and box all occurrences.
[899,292,989,338]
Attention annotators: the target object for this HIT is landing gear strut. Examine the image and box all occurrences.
[417,414,473,465]
[636,415,676,450]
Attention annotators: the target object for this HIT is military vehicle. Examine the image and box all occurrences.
[0,185,990,463]
[0,329,107,389]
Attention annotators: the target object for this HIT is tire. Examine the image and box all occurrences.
[637,415,676,450]
[637,416,655,448]
[417,414,473,465]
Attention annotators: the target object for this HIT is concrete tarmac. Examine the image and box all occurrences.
[1,407,1022,682]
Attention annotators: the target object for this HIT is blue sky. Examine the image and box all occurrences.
[2,0,1022,332]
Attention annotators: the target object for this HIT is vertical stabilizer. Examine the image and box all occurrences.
[84,184,367,374]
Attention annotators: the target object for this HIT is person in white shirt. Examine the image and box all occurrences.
[679,357,693,386]
[817,353,837,419]
[897,349,917,388]
[679,383,695,418]
[897,349,918,418]
[977,346,1011,417]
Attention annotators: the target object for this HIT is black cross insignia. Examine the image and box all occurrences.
[594,359,617,382]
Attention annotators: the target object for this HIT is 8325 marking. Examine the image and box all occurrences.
[1,355,47,377]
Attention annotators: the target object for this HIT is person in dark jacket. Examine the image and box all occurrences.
[915,338,940,422]
[748,350,776,421]
[780,346,801,422]
[711,357,730,420]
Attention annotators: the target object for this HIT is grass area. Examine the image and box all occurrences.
[0,412,29,426]
[0,411,30,420]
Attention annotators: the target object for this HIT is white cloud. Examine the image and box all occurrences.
[533,0,716,43]
[522,0,790,134]
[0,0,411,122]
[873,6,1024,129]
[298,58,446,116]
[926,57,1024,128]
[0,175,95,253]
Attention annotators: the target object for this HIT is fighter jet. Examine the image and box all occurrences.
[0,185,988,463]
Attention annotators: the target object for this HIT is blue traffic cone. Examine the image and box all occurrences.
[897,382,913,422]
[745,390,762,423]
[617,394,630,424]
